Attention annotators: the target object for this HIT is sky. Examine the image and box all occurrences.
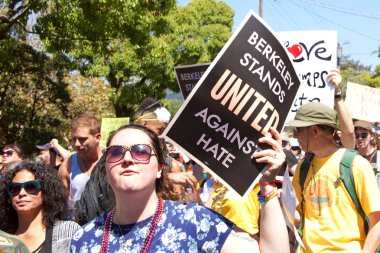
[178,0,380,71]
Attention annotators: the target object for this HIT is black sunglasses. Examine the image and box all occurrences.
[6,180,42,197]
[106,144,156,163]
[2,150,14,156]
[355,132,369,139]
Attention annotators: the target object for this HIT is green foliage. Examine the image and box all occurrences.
[161,97,183,118]
[65,73,115,119]
[36,0,233,117]
[0,39,71,155]
[0,0,234,155]
[0,1,72,155]
[339,59,380,95]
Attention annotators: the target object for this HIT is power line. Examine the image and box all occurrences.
[268,0,301,30]
[264,1,283,27]
[307,4,329,29]
[277,1,304,30]
[288,0,380,42]
[298,0,380,20]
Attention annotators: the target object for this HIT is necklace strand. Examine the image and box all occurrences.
[100,197,164,253]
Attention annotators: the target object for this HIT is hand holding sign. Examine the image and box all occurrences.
[326,69,342,90]
[253,127,286,182]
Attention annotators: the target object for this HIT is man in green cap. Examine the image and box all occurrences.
[288,102,380,253]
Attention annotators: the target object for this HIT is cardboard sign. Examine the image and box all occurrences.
[281,167,305,250]
[164,11,300,197]
[276,31,337,122]
[174,63,210,99]
[345,82,380,122]
[100,118,130,148]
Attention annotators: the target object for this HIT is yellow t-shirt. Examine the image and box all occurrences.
[211,182,260,235]
[293,148,380,252]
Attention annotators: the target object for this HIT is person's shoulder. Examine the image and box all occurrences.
[79,212,108,234]
[59,153,76,173]
[352,152,373,170]
[166,200,234,225]
[165,200,208,215]
[0,230,30,253]
[54,220,81,233]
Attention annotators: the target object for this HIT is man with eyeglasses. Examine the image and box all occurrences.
[354,120,380,180]
[288,102,380,253]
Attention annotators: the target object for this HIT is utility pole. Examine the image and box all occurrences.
[259,0,263,17]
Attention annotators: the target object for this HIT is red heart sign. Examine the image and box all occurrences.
[287,44,302,58]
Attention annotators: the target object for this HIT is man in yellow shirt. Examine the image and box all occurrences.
[288,102,380,253]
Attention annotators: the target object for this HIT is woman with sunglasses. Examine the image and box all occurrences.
[1,144,24,171]
[70,124,289,253]
[0,162,80,253]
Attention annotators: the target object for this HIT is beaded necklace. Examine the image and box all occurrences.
[100,197,164,253]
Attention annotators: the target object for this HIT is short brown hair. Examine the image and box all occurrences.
[71,114,100,135]
[3,144,24,159]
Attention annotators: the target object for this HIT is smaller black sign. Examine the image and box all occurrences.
[174,63,210,99]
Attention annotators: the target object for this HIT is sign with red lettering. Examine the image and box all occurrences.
[276,31,337,122]
[174,63,210,99]
[164,11,300,197]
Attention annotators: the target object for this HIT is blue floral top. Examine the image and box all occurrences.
[70,200,234,253]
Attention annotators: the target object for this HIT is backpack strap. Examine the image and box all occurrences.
[297,151,315,237]
[339,149,370,234]
[299,152,315,192]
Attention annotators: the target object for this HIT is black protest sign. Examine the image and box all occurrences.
[164,11,300,197]
[174,63,210,99]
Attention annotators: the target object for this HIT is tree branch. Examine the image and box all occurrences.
[0,0,39,39]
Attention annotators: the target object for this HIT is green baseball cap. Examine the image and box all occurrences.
[286,102,338,129]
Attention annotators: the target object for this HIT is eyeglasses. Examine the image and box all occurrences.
[355,132,369,139]
[2,150,14,157]
[106,144,156,163]
[6,180,42,197]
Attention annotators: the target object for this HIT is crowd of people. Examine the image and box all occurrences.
[0,70,380,253]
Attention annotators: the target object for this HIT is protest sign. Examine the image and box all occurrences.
[174,63,210,99]
[345,82,380,122]
[281,167,305,250]
[276,31,337,122]
[100,118,130,148]
[164,10,300,197]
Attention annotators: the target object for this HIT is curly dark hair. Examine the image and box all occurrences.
[0,162,69,233]
[106,124,179,201]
